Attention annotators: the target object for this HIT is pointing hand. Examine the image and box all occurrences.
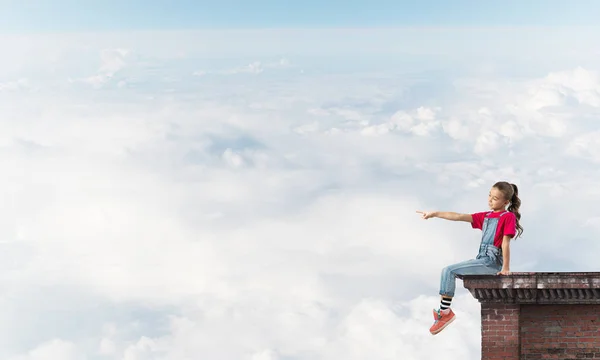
[416,210,435,219]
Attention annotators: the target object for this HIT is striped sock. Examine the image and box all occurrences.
[440,296,452,311]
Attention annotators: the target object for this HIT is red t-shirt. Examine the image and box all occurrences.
[470,210,516,247]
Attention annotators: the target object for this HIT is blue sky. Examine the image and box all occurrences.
[0,0,599,32]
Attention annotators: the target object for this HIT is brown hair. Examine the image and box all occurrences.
[493,181,523,238]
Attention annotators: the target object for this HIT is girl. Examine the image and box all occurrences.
[416,181,523,335]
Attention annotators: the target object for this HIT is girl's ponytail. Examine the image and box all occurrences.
[507,183,523,238]
[493,181,524,238]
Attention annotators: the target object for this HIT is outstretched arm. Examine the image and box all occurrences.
[416,211,472,222]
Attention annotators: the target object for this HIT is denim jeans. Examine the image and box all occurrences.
[438,245,502,297]
[438,214,505,297]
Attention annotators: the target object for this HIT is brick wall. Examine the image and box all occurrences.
[481,304,520,360]
[481,304,600,359]
[520,304,600,359]
[460,272,600,360]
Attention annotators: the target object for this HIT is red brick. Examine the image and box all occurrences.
[481,303,520,359]
[461,272,600,359]
[520,305,600,359]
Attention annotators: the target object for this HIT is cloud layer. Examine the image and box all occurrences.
[1,28,600,359]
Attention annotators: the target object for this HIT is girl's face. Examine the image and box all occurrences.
[488,187,509,211]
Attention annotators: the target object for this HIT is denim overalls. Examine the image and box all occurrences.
[439,211,506,297]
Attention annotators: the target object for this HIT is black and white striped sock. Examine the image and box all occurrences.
[440,296,452,311]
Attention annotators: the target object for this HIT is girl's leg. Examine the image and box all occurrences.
[439,258,499,300]
[439,294,452,311]
[430,258,499,335]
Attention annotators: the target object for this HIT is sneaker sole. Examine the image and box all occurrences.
[430,315,455,335]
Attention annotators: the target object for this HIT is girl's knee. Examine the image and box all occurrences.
[441,266,454,276]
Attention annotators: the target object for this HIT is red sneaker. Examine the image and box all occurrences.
[429,308,456,335]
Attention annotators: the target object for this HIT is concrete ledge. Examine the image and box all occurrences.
[458,272,600,304]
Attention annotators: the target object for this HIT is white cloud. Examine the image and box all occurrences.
[370,106,441,137]
[442,116,473,141]
[222,148,246,167]
[293,121,319,134]
[70,48,131,88]
[251,349,280,360]
[473,130,501,155]
[193,57,293,76]
[122,337,162,360]
[99,338,117,355]
[226,61,264,74]
[99,48,130,75]
[566,131,600,162]
[0,28,599,360]
[9,339,83,360]
[0,78,31,92]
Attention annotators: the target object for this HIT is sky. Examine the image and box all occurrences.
[1,3,600,360]
[1,0,600,31]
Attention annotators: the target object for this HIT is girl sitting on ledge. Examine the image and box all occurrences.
[416,181,523,335]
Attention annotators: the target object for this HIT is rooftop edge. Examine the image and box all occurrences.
[458,272,600,304]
